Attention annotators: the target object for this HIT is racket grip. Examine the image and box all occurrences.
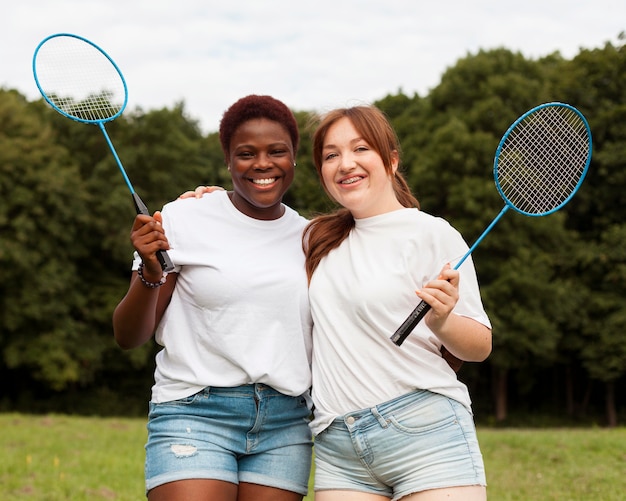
[156,249,174,272]
[131,193,175,272]
[390,300,432,346]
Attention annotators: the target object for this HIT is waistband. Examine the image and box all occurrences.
[200,383,288,398]
[335,389,436,428]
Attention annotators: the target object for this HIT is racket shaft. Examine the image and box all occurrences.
[98,123,135,193]
[132,193,175,272]
[390,300,432,346]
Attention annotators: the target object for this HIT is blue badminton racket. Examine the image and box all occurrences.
[391,102,592,346]
[32,33,174,272]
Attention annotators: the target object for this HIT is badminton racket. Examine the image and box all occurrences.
[32,33,174,272]
[391,102,592,346]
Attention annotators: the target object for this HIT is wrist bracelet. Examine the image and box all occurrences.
[137,262,168,288]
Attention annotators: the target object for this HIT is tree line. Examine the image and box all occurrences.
[1,35,624,426]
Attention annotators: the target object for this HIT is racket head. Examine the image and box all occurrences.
[494,102,592,217]
[32,33,128,124]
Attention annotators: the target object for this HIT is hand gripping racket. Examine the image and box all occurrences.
[391,102,592,346]
[32,33,174,272]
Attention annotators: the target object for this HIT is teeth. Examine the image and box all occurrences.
[252,178,276,185]
[341,176,362,184]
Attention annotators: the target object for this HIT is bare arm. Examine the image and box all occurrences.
[430,313,492,362]
[113,271,177,349]
[112,212,177,350]
[417,264,492,362]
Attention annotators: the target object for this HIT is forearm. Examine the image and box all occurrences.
[112,272,174,349]
[431,313,492,362]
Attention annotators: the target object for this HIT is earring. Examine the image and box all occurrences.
[293,162,297,167]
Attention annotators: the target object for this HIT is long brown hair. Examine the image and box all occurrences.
[303,106,419,282]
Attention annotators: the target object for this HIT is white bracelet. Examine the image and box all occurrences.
[137,262,167,288]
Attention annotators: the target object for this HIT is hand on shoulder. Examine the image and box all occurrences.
[178,185,225,199]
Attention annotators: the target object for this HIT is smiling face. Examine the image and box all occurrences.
[320,117,403,219]
[228,118,296,220]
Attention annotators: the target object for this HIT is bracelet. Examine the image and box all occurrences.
[137,262,168,288]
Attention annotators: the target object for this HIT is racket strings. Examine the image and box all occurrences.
[34,37,125,122]
[497,107,590,215]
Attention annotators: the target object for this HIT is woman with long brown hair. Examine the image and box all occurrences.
[304,105,492,501]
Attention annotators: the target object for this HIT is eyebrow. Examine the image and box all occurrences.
[235,141,291,150]
[323,137,365,150]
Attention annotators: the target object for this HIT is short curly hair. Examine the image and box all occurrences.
[219,95,300,159]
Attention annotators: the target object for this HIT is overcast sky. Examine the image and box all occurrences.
[3,0,624,133]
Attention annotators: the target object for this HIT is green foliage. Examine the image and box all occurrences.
[0,37,625,422]
[429,48,552,120]
[577,225,626,383]
[0,90,95,390]
[378,42,626,421]
[282,111,334,217]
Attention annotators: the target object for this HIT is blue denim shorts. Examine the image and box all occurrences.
[145,384,313,495]
[313,389,486,500]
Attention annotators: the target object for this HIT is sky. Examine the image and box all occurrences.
[3,0,624,133]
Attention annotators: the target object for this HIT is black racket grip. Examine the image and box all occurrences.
[390,300,432,346]
[132,192,175,272]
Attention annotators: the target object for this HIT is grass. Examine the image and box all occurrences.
[1,414,145,500]
[479,427,626,500]
[1,413,624,500]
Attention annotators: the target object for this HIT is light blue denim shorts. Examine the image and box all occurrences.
[313,389,486,500]
[145,384,313,495]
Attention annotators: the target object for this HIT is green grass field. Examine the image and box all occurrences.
[1,413,624,500]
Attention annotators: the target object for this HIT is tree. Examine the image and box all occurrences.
[378,48,596,422]
[0,90,102,392]
[2,37,624,421]
[550,36,626,426]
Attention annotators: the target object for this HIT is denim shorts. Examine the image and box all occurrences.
[313,389,486,500]
[145,384,313,495]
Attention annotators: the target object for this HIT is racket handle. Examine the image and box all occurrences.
[156,249,174,272]
[131,193,175,272]
[390,300,432,346]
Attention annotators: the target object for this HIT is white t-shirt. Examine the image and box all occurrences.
[308,208,491,435]
[133,191,312,403]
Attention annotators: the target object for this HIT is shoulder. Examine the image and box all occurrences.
[282,204,309,229]
[412,209,456,232]
[377,208,455,234]
[162,191,226,218]
[395,210,465,251]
